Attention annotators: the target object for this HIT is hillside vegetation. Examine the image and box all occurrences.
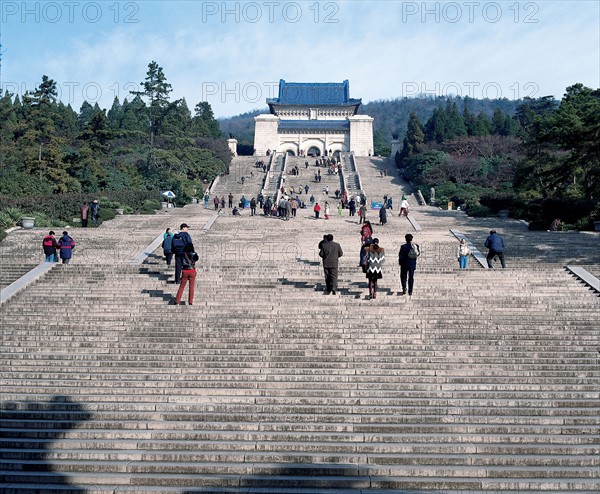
[0,62,230,235]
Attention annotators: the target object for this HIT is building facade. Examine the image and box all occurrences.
[254,80,374,157]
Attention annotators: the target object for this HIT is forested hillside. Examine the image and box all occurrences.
[0,62,230,233]
[396,85,599,230]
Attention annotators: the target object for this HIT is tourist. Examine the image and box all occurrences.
[457,238,470,270]
[366,238,385,300]
[349,198,356,217]
[361,221,373,243]
[285,198,292,220]
[324,202,330,220]
[42,231,59,262]
[213,195,219,210]
[228,193,233,208]
[484,230,506,268]
[379,206,387,225]
[310,194,315,205]
[58,231,75,264]
[337,202,343,217]
[359,203,367,224]
[90,199,100,226]
[172,223,194,284]
[290,197,298,217]
[400,196,410,217]
[250,197,257,216]
[305,185,309,194]
[399,233,420,296]
[319,234,343,295]
[359,237,372,271]
[204,192,210,208]
[80,201,89,228]
[550,218,562,231]
[220,196,226,209]
[314,202,321,219]
[173,245,198,306]
[162,227,175,266]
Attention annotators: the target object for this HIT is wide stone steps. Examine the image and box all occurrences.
[2,167,599,491]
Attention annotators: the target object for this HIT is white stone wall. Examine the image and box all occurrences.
[254,110,373,157]
[253,115,279,155]
[348,116,374,157]
[278,132,349,156]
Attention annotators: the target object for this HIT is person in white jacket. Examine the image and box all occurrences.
[457,238,471,270]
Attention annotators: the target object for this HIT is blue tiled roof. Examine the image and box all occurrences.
[278,120,350,131]
[267,80,362,107]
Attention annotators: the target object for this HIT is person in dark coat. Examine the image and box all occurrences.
[484,230,506,268]
[173,224,194,283]
[398,233,419,296]
[90,199,100,226]
[57,231,75,264]
[319,234,343,295]
[379,206,387,225]
[162,228,174,266]
[42,231,59,262]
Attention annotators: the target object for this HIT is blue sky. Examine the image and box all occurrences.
[2,0,599,117]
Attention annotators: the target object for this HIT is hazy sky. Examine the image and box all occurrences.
[2,1,599,117]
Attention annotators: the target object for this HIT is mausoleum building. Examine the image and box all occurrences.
[254,80,374,157]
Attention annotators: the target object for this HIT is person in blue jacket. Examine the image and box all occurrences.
[172,224,194,283]
[484,230,506,268]
[57,231,75,264]
[162,228,175,266]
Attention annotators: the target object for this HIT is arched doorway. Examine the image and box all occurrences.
[285,149,296,156]
[307,146,321,157]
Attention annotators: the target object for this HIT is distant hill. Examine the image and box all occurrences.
[219,96,524,154]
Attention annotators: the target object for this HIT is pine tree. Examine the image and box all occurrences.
[131,61,173,146]
[193,101,221,138]
[398,112,425,165]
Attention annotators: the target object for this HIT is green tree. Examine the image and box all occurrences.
[131,61,174,146]
[193,101,222,138]
[398,112,425,165]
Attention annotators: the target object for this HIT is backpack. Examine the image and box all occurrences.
[172,234,186,254]
[408,242,420,259]
[182,251,198,270]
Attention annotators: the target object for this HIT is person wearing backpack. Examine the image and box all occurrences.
[398,233,419,296]
[42,231,59,262]
[162,228,175,266]
[173,244,198,306]
[172,223,194,284]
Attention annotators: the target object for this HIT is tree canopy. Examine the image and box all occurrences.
[0,62,229,204]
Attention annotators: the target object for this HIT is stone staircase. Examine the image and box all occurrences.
[280,156,344,211]
[211,155,267,205]
[1,166,599,492]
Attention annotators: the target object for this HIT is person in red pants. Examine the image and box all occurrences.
[174,248,198,305]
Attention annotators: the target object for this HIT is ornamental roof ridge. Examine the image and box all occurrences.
[267,79,362,110]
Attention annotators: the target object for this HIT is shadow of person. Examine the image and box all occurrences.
[0,395,92,491]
